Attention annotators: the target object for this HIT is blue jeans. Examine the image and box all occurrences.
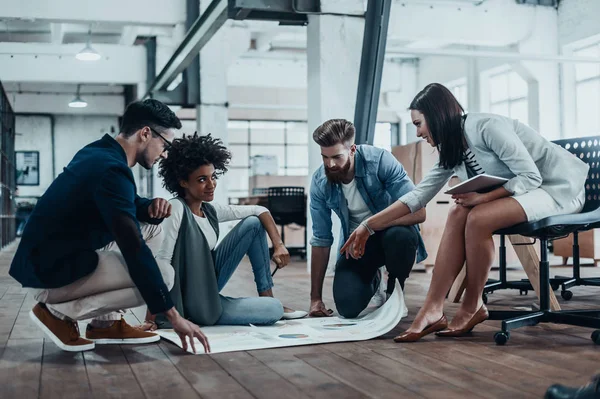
[213,216,283,325]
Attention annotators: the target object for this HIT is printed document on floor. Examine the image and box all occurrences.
[157,282,406,354]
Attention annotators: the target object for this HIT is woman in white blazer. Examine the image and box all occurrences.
[342,83,588,342]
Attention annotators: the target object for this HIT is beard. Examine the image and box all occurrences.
[324,158,351,184]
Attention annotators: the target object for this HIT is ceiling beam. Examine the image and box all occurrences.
[388,0,534,46]
[119,26,140,45]
[146,0,228,95]
[50,23,65,44]
[387,47,600,64]
[7,92,125,115]
[0,0,185,26]
[0,43,146,84]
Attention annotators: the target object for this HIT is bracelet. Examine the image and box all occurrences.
[361,220,375,236]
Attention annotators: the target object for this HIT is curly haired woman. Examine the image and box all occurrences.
[142,133,307,330]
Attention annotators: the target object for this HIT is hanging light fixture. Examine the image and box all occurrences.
[69,84,88,108]
[76,28,101,61]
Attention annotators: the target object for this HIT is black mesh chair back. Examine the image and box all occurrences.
[487,135,600,344]
[553,136,600,213]
[267,186,306,226]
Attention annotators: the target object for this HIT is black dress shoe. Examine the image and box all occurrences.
[545,375,600,399]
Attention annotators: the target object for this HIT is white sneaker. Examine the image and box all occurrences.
[370,267,388,308]
[281,310,308,320]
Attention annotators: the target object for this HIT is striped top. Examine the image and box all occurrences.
[463,148,485,178]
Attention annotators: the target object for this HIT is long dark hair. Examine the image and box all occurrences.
[409,83,465,169]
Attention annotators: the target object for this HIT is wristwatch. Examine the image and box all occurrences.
[360,220,375,236]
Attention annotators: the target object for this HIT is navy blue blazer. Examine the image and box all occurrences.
[9,134,173,314]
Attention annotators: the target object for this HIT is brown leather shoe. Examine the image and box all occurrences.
[435,305,489,337]
[393,314,448,343]
[30,303,95,352]
[86,317,160,344]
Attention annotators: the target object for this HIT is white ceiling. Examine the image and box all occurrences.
[0,0,537,95]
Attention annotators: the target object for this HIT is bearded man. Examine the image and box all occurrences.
[308,119,427,319]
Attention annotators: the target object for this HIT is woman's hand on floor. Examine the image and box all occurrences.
[272,243,290,268]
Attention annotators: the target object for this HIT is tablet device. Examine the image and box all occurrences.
[444,174,509,195]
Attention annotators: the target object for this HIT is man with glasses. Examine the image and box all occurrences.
[151,127,173,153]
[10,99,210,354]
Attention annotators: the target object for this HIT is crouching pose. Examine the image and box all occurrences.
[10,100,209,353]
[308,119,427,319]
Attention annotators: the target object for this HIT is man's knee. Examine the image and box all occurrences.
[382,226,419,249]
[157,259,175,290]
[335,297,365,319]
[140,223,163,241]
[333,283,366,319]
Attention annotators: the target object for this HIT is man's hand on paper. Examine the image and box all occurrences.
[340,224,370,260]
[166,308,211,354]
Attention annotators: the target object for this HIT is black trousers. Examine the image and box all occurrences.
[333,225,419,318]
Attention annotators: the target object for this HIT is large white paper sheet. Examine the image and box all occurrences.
[157,282,406,354]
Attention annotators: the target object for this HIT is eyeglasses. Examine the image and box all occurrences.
[149,127,173,152]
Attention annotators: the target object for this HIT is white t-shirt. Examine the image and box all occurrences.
[341,179,373,232]
[156,199,269,263]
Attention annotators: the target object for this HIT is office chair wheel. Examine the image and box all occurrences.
[561,290,573,301]
[551,282,560,291]
[519,289,528,296]
[482,293,488,305]
[494,331,509,346]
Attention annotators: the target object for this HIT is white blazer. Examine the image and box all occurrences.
[399,113,589,213]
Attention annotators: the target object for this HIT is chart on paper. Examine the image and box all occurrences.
[157,282,406,354]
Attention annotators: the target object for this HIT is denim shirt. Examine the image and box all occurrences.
[309,145,427,263]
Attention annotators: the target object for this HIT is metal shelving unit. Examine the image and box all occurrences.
[0,82,17,247]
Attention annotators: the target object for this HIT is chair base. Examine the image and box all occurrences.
[484,279,533,301]
[546,276,600,301]
[489,309,600,345]
[483,277,569,303]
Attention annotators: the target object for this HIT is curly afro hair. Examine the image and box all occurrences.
[158,132,231,197]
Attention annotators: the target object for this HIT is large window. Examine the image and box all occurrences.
[448,79,468,112]
[574,43,600,137]
[228,120,397,199]
[373,122,398,152]
[488,69,528,124]
[228,121,309,199]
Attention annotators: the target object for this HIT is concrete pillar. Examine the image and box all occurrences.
[307,13,364,273]
[517,7,560,140]
[151,24,185,200]
[195,22,249,206]
[196,30,230,206]
[384,60,418,145]
[466,54,481,113]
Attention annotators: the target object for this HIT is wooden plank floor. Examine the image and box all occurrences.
[1,240,599,398]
